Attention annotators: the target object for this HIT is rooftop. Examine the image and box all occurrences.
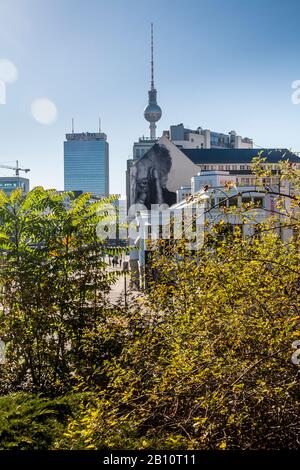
[182,148,300,164]
[65,132,107,141]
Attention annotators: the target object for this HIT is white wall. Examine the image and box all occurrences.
[158,136,200,193]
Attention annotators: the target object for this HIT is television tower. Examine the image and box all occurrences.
[144,23,162,140]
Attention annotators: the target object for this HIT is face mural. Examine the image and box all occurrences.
[130,144,176,209]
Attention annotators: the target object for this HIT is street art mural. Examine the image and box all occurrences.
[130,144,177,209]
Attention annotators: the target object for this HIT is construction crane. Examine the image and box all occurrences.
[0,160,30,176]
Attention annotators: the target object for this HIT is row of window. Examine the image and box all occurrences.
[201,164,253,171]
[134,147,149,159]
[200,163,298,172]
[209,195,265,209]
[239,177,280,186]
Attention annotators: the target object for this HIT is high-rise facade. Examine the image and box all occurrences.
[64,132,109,196]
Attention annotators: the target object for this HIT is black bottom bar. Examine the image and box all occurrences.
[0,450,299,467]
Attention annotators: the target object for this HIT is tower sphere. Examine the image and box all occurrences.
[144,103,162,123]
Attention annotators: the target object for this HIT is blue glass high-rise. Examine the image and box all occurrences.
[64,132,109,196]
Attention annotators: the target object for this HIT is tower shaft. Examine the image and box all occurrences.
[150,123,156,140]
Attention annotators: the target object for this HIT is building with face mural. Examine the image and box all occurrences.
[130,144,176,210]
[128,135,300,211]
[127,137,300,287]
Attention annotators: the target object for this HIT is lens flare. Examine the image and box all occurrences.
[31,98,57,125]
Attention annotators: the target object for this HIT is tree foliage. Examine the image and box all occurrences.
[1,161,300,450]
[0,187,121,393]
[0,391,89,450]
[60,161,300,450]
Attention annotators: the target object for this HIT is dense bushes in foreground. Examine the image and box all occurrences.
[0,392,90,450]
[58,230,300,450]
[0,160,300,449]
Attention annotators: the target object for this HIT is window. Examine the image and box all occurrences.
[229,196,238,207]
[262,177,271,185]
[207,196,215,209]
[253,197,264,208]
[218,197,227,207]
[242,196,251,205]
[159,224,163,239]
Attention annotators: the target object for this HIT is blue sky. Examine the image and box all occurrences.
[1,0,300,195]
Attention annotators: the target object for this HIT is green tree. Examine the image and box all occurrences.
[0,187,121,393]
[60,161,300,450]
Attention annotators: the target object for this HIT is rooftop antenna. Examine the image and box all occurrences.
[72,118,74,134]
[98,117,101,133]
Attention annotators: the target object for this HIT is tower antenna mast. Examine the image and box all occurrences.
[151,22,154,89]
